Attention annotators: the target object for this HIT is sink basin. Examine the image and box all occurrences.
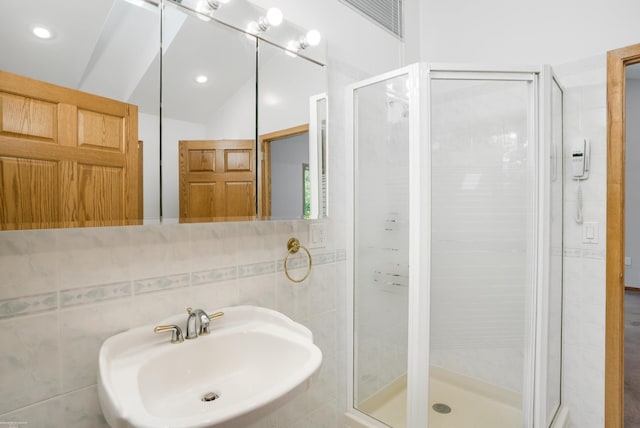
[98,306,323,428]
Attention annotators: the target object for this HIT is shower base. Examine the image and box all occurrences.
[355,367,521,428]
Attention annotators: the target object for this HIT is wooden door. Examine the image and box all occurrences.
[179,139,255,222]
[0,70,141,230]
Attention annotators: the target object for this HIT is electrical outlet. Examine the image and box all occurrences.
[309,223,327,248]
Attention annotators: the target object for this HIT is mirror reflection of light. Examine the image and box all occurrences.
[122,0,159,11]
[285,41,299,58]
[32,26,53,39]
[245,21,259,40]
[263,93,281,106]
[195,0,213,21]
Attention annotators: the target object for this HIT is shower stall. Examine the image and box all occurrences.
[346,64,566,428]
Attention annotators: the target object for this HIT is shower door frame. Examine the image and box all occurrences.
[347,63,561,428]
[346,63,424,428]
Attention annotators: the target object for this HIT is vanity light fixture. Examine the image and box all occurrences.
[258,8,283,31]
[247,7,283,37]
[285,29,321,56]
[195,0,230,20]
[32,26,53,39]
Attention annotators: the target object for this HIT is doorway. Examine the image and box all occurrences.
[258,124,309,219]
[605,42,640,428]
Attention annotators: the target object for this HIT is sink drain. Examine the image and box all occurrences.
[202,392,220,402]
[432,403,452,414]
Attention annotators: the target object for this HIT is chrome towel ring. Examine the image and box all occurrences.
[284,237,312,283]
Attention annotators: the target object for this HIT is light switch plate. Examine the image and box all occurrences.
[309,223,327,248]
[583,221,599,244]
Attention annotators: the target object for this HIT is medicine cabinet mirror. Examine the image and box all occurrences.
[0,0,327,230]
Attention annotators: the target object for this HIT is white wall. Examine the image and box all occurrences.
[626,79,640,286]
[554,56,608,428]
[419,0,640,66]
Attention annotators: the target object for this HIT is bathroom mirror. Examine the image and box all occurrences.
[162,1,328,223]
[0,0,327,230]
[0,0,161,229]
[257,41,328,220]
[161,1,257,223]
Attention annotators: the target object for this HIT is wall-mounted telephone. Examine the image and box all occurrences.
[572,138,590,180]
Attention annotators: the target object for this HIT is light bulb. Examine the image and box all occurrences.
[305,29,321,46]
[32,26,52,39]
[266,8,283,26]
[195,75,208,84]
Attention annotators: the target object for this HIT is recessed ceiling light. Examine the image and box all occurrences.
[195,75,208,84]
[32,26,53,39]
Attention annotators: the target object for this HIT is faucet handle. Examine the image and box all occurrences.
[198,311,224,336]
[208,311,224,320]
[154,324,184,344]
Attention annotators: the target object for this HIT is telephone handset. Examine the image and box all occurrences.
[572,138,590,180]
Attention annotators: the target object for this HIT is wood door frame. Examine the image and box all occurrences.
[606,42,640,428]
[258,123,309,219]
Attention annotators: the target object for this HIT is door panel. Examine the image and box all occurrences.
[0,70,141,229]
[179,139,255,222]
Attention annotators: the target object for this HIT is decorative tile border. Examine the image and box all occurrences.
[191,266,237,286]
[60,281,132,308]
[0,249,343,319]
[582,248,605,260]
[0,292,57,319]
[313,251,336,266]
[563,247,581,258]
[133,273,190,295]
[238,261,276,278]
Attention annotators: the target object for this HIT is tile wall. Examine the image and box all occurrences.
[0,220,345,427]
[555,55,607,428]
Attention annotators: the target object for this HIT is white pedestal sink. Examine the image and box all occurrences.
[97,306,323,428]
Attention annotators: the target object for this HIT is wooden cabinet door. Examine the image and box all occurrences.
[0,70,141,230]
[179,139,255,222]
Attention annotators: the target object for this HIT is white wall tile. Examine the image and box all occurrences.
[56,227,131,289]
[0,230,57,301]
[556,56,607,427]
[0,313,60,414]
[59,300,133,393]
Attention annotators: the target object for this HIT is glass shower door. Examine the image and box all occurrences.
[352,70,412,427]
[428,72,536,427]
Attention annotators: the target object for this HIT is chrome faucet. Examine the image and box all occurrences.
[155,307,224,343]
[186,307,211,340]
